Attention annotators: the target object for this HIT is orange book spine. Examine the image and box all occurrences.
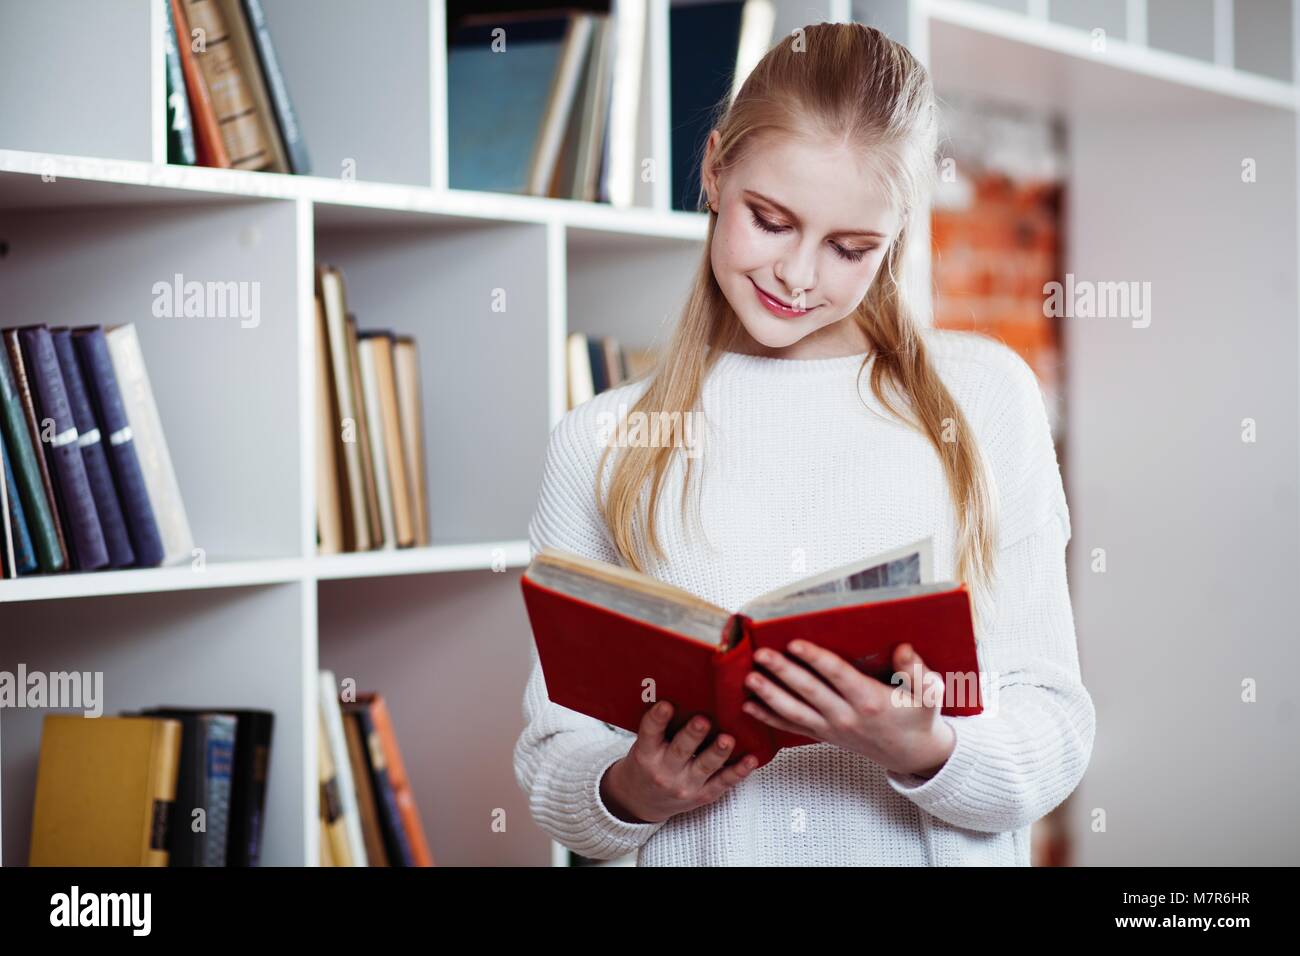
[171,0,232,168]
[366,695,435,866]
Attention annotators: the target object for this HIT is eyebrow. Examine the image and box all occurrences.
[743,189,889,240]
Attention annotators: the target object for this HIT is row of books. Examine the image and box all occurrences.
[315,265,430,554]
[318,672,434,866]
[29,708,273,866]
[565,332,656,410]
[0,324,193,578]
[447,2,646,203]
[165,0,311,173]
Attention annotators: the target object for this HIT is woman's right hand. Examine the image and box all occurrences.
[599,701,759,824]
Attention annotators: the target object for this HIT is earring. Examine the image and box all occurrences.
[707,199,717,213]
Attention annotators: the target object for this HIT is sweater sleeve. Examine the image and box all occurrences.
[882,351,1095,833]
[512,406,668,859]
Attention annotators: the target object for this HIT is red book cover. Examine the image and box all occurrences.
[520,551,983,770]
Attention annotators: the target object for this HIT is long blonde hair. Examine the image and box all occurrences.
[596,22,999,623]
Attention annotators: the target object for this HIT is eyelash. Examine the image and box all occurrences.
[749,210,873,263]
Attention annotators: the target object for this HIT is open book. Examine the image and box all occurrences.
[520,537,983,769]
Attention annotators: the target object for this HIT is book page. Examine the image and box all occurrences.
[741,536,934,613]
[743,580,958,622]
[528,551,732,646]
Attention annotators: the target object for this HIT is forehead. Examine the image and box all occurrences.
[733,132,900,232]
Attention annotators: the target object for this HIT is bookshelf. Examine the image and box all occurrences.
[0,0,1295,867]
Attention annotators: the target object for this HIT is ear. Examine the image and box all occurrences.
[701,130,722,207]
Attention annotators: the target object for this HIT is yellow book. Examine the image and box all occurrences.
[29,715,182,866]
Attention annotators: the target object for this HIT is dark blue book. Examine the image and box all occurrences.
[17,325,108,571]
[51,329,134,568]
[449,15,575,193]
[1,427,38,575]
[71,327,165,568]
[669,1,745,211]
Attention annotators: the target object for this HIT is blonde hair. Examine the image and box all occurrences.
[596,22,999,628]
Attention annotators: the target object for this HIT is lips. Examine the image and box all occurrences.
[750,277,815,317]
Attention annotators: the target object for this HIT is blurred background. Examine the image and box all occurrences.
[0,0,1296,867]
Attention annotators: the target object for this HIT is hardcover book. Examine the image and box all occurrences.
[520,537,983,769]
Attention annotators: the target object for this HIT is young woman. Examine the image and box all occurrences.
[514,22,1094,866]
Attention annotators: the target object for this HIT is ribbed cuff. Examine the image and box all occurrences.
[576,737,667,859]
[884,714,988,819]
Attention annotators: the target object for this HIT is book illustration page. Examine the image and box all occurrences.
[743,580,957,622]
[741,536,934,612]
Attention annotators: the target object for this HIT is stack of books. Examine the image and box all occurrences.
[318,671,435,866]
[565,332,657,409]
[315,265,430,554]
[165,0,310,173]
[0,324,193,578]
[447,2,647,203]
[28,708,274,866]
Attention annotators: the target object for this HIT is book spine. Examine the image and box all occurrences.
[1,424,39,575]
[0,424,13,576]
[147,719,184,867]
[1,334,66,571]
[245,717,273,866]
[162,0,197,165]
[241,0,311,174]
[18,326,109,571]
[370,695,433,866]
[170,0,232,168]
[204,717,236,866]
[351,705,414,865]
[72,327,167,568]
[357,339,396,549]
[104,325,194,566]
[712,616,779,769]
[51,329,135,568]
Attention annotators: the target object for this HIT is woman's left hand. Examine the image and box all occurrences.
[742,640,957,778]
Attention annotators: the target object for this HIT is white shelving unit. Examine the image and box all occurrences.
[0,0,1295,866]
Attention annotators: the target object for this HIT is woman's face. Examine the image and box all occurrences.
[703,129,902,358]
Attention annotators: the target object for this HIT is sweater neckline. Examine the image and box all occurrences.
[708,345,875,377]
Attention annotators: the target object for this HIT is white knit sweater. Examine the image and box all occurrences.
[514,327,1095,866]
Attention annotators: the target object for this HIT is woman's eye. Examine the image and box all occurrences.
[750,210,787,234]
[833,243,870,263]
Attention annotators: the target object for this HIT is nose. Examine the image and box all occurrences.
[775,241,817,304]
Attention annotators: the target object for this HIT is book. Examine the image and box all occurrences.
[345,700,412,865]
[314,296,344,554]
[241,0,311,174]
[520,537,984,769]
[0,425,14,576]
[356,335,397,550]
[2,430,37,574]
[319,671,367,865]
[344,315,383,546]
[51,328,135,568]
[171,0,232,168]
[347,693,434,866]
[3,329,68,570]
[317,708,353,866]
[317,267,371,551]
[342,711,390,866]
[566,333,594,409]
[18,325,109,571]
[105,324,194,567]
[163,0,197,166]
[391,337,429,546]
[214,0,291,171]
[603,0,647,207]
[29,715,183,866]
[359,333,415,548]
